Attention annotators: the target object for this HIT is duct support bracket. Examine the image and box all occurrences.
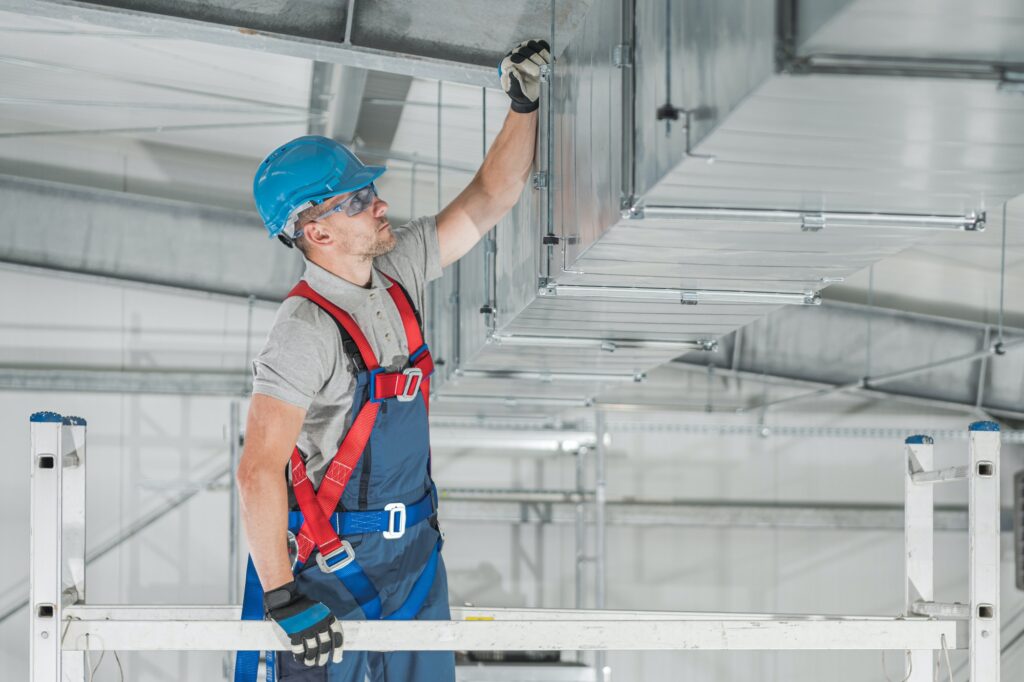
[612,43,633,68]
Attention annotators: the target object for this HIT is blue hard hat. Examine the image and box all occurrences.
[252,135,386,240]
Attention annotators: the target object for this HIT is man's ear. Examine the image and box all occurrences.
[303,221,332,247]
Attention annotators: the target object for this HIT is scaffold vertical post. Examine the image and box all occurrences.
[904,434,934,680]
[594,410,608,682]
[968,421,1000,682]
[30,412,88,682]
[62,415,87,681]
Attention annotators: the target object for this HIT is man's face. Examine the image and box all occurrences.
[304,186,395,259]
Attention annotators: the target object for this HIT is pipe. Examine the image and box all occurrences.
[744,338,1024,413]
[638,205,984,232]
[542,284,820,306]
[227,401,242,605]
[594,410,608,682]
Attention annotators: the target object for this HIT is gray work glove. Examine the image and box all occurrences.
[499,39,552,113]
[264,580,343,667]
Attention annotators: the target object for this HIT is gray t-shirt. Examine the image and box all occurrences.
[252,215,443,486]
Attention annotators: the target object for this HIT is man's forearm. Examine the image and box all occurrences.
[237,461,294,592]
[472,109,538,226]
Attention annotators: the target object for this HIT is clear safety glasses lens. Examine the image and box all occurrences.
[342,184,378,217]
[316,184,378,221]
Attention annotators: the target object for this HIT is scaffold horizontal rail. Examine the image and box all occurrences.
[60,606,963,652]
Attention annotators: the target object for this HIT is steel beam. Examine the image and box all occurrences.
[0,0,493,86]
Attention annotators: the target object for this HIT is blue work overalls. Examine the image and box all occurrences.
[237,274,455,682]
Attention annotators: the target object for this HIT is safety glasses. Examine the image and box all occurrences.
[315,183,378,221]
[283,183,379,246]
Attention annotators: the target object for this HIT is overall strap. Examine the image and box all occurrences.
[380,272,434,413]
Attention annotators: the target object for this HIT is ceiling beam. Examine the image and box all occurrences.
[0,0,494,86]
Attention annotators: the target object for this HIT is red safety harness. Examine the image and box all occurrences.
[285,273,434,566]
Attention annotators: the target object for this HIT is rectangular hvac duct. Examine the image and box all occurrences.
[427,0,1024,410]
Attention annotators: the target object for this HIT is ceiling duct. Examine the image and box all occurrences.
[427,0,1024,408]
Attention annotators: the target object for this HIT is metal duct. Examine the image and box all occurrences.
[428,0,1024,409]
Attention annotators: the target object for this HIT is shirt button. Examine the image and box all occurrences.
[385,332,391,341]
[376,310,383,320]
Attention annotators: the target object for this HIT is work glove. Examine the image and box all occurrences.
[499,39,552,113]
[264,580,344,667]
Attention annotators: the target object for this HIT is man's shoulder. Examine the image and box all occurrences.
[270,296,337,337]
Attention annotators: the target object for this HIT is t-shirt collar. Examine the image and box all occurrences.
[301,259,392,313]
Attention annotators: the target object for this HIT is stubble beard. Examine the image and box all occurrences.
[364,228,397,259]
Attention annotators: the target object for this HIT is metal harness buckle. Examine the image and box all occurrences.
[315,539,356,573]
[397,368,423,402]
[383,502,407,539]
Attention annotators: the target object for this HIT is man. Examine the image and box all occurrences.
[236,40,552,681]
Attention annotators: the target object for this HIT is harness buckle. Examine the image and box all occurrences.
[315,539,356,573]
[383,502,407,539]
[397,368,423,402]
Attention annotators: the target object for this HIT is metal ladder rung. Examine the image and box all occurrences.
[911,465,970,484]
[912,600,970,620]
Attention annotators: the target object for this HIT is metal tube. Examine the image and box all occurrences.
[488,333,714,352]
[594,413,607,609]
[968,422,1002,680]
[343,0,356,44]
[574,447,587,612]
[594,410,608,682]
[905,435,934,680]
[457,369,644,383]
[227,401,242,605]
[543,284,819,306]
[638,205,983,231]
[431,394,593,408]
[748,339,1024,413]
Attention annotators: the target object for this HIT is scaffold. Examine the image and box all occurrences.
[28,412,1001,681]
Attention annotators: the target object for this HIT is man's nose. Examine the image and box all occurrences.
[372,196,388,217]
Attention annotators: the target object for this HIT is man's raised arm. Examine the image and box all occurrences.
[436,40,551,267]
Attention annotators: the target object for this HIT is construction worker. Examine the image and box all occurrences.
[236,40,552,681]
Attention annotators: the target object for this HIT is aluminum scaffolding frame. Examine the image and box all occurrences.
[29,412,1002,680]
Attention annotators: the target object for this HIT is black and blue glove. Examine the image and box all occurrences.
[264,580,343,667]
[499,39,552,113]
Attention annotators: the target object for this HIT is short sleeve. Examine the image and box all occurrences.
[251,311,336,410]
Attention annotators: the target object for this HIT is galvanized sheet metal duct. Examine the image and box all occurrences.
[427,0,1024,410]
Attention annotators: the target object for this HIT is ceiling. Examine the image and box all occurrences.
[0,1,1020,425]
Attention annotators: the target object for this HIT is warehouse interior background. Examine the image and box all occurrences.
[2,0,1024,680]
